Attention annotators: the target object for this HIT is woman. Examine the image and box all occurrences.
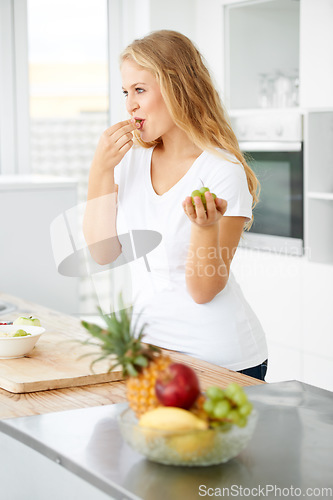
[84,30,268,380]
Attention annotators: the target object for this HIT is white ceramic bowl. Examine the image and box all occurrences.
[0,325,45,359]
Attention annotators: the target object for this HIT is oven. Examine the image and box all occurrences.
[231,111,303,256]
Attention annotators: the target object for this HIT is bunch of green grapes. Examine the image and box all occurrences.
[191,187,216,210]
[203,383,253,429]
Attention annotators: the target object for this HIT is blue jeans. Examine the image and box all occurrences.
[237,359,268,381]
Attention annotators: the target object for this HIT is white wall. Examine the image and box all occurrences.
[109,0,198,123]
[120,0,197,43]
[149,0,197,40]
[0,178,79,315]
[195,0,225,99]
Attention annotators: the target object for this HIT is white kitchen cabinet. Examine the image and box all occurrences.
[0,176,79,315]
[232,248,333,391]
[232,248,303,383]
[232,248,303,350]
[299,0,333,109]
[304,111,333,264]
[301,261,333,358]
[196,0,333,110]
[226,0,300,110]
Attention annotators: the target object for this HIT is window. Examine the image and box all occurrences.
[0,0,149,314]
[28,0,110,313]
[28,0,109,190]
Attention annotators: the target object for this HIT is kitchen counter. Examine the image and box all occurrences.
[0,292,264,419]
[0,294,332,499]
[0,380,332,500]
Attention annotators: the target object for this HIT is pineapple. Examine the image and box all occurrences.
[81,297,171,417]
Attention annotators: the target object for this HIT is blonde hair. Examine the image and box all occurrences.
[121,30,259,229]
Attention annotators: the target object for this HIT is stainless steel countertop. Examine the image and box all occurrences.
[0,380,332,500]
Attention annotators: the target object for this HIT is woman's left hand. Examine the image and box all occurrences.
[182,191,228,227]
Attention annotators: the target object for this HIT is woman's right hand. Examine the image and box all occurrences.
[91,119,138,173]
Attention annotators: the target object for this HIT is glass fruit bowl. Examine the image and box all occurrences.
[118,406,258,467]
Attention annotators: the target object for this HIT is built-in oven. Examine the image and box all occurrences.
[230,111,303,256]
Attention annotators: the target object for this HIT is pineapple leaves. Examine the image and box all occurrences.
[79,292,161,378]
[81,321,103,337]
[133,355,148,367]
[125,362,139,377]
[147,344,161,353]
[89,355,110,373]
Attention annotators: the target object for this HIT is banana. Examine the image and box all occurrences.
[166,429,215,458]
[138,407,208,431]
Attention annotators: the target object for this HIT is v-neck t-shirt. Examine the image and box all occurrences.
[113,145,267,371]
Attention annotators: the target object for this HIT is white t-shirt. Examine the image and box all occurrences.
[114,145,268,371]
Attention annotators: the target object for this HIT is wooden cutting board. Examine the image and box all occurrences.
[0,330,124,394]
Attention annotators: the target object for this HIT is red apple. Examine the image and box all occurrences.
[155,363,200,409]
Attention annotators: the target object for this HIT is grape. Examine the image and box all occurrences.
[213,400,231,419]
[199,187,210,208]
[191,189,201,198]
[228,409,241,425]
[206,386,225,401]
[203,383,253,429]
[203,398,215,415]
[230,390,248,407]
[224,383,241,399]
[190,187,217,211]
[239,402,253,417]
[191,190,201,208]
